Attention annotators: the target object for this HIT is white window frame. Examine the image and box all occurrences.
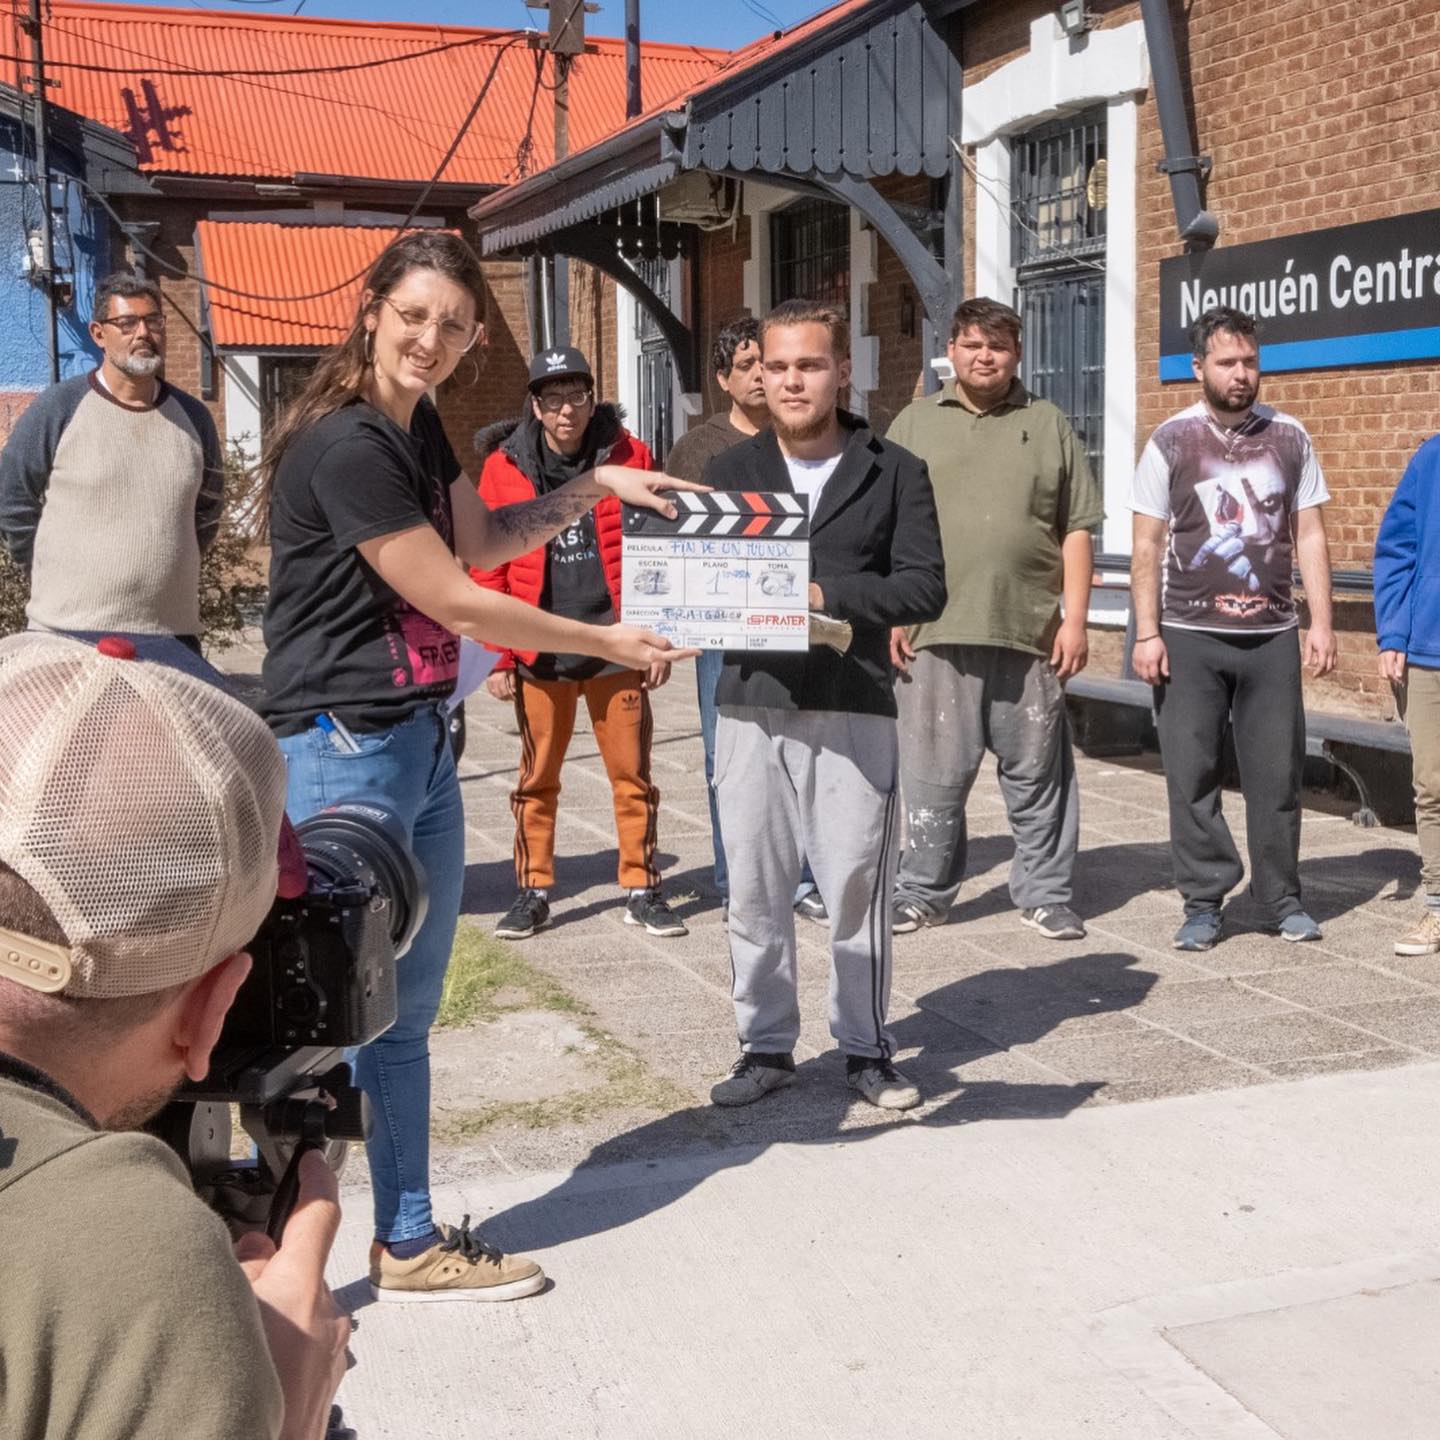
[962,14,1148,556]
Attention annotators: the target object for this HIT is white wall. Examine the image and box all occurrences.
[223,353,262,465]
[962,14,1149,555]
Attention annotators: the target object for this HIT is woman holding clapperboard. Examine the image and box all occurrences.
[255,231,702,1302]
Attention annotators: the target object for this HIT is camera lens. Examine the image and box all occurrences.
[292,803,428,958]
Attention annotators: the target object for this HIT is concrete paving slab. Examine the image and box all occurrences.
[1164,1275,1440,1440]
[331,1065,1440,1438]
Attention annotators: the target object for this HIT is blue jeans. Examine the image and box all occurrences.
[696,648,815,904]
[277,704,464,1245]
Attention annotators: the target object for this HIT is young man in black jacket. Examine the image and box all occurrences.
[706,300,946,1110]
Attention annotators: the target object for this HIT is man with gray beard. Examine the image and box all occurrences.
[0,273,223,651]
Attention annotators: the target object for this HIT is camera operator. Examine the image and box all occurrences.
[0,633,348,1440]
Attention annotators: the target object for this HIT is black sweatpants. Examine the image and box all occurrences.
[1152,625,1305,921]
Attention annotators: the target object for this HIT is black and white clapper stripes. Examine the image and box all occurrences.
[623,490,810,539]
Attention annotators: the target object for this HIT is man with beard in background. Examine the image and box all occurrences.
[1130,306,1335,952]
[0,273,224,653]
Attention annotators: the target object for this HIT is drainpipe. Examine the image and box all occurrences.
[1138,0,1218,250]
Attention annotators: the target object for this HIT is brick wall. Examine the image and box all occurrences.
[0,390,37,446]
[957,0,1440,715]
[690,223,752,419]
[436,256,531,475]
[867,175,931,432]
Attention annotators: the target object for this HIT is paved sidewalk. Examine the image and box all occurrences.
[215,639,1440,1435]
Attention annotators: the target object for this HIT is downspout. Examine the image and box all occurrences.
[1138,0,1218,250]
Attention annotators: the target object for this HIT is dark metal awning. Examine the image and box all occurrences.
[471,0,968,389]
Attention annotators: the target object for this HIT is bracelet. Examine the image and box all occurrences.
[1134,633,1161,643]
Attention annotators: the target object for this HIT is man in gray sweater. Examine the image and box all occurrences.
[0,272,223,649]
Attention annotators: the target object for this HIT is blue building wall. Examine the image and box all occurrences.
[0,113,108,396]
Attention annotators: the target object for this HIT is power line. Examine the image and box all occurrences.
[0,23,514,79]
[71,34,523,307]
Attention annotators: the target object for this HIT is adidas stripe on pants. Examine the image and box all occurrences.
[715,704,899,1060]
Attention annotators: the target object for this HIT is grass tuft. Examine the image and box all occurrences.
[435,920,590,1028]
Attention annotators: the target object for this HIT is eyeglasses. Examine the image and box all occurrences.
[376,295,482,354]
[536,388,593,413]
[98,311,166,336]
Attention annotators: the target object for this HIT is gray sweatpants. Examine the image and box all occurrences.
[715,705,899,1059]
[894,644,1078,918]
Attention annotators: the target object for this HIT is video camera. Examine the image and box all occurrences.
[153,802,427,1232]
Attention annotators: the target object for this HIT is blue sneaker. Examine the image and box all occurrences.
[1173,912,1223,951]
[1270,911,1322,943]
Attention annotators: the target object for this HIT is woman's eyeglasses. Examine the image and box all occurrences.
[377,296,482,354]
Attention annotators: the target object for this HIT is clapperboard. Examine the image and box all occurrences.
[621,491,811,650]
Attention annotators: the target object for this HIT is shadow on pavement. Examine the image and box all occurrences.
[480,952,1154,1255]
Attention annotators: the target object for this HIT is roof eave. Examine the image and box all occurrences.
[469,112,684,252]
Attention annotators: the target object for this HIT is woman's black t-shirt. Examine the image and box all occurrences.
[261,397,463,737]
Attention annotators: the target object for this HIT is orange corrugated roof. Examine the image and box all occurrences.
[29,2,728,185]
[197,219,397,347]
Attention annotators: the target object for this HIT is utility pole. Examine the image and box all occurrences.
[18,0,60,383]
[526,0,597,347]
[625,0,642,120]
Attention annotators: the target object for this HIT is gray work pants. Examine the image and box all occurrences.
[715,705,899,1059]
[893,644,1079,919]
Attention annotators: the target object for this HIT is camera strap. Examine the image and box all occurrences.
[265,1138,323,1246]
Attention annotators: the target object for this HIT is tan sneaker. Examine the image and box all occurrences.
[1395,911,1440,956]
[369,1218,545,1303]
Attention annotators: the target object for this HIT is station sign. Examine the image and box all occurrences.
[1159,209,1440,379]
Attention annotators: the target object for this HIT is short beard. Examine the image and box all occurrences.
[771,408,832,445]
[105,1080,181,1132]
[1203,375,1258,417]
[115,352,163,380]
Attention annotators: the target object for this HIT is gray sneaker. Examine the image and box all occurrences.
[710,1052,796,1107]
[892,899,930,935]
[1020,904,1086,940]
[846,1057,920,1110]
[1173,912,1223,951]
[1270,910,1322,943]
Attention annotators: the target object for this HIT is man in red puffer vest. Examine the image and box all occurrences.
[473,346,687,941]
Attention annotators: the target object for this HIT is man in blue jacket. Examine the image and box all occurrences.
[1375,436,1440,955]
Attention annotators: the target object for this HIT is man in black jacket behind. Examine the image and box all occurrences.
[706,300,946,1111]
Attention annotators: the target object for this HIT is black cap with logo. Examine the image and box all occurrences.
[527,345,594,391]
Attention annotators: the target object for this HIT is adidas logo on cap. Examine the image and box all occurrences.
[546,352,567,369]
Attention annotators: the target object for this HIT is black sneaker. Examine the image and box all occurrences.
[794,889,829,926]
[625,888,689,937]
[494,889,551,940]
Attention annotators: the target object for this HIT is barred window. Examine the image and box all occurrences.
[770,199,850,310]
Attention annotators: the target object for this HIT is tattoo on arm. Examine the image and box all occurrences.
[492,490,595,547]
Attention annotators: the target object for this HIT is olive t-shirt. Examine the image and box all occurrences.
[0,1057,284,1440]
[262,397,463,736]
[887,380,1103,656]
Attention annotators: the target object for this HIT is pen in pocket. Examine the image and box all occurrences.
[315,712,362,754]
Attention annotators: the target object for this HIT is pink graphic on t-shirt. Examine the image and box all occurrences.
[393,607,460,688]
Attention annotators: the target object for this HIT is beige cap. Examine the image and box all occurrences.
[0,633,287,998]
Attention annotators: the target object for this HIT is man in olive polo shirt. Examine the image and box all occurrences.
[888,297,1103,938]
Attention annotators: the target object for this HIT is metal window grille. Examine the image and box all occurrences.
[632,256,674,462]
[1011,107,1107,270]
[770,199,850,309]
[259,356,317,440]
[1011,107,1107,482]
